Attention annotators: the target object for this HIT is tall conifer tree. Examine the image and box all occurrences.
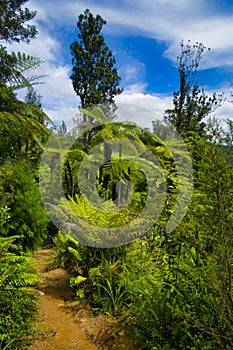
[70,9,123,114]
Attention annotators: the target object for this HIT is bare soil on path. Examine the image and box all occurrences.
[28,248,137,350]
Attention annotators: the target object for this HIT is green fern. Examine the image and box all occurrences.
[3,49,47,90]
[0,236,39,350]
[47,231,82,272]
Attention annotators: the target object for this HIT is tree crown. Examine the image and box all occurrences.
[70,9,123,109]
[0,0,37,43]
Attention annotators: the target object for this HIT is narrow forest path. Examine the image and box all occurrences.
[28,248,98,350]
[28,248,137,350]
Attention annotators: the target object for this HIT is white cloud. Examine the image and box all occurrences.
[44,106,78,125]
[123,61,146,85]
[116,92,173,128]
[36,64,77,105]
[163,15,233,69]
[6,27,59,61]
[123,82,148,94]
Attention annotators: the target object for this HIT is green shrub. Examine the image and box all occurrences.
[0,236,39,350]
[2,160,49,251]
[48,231,82,272]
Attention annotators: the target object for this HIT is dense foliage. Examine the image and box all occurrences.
[164,41,222,135]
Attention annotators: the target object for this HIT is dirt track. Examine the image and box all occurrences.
[28,248,97,350]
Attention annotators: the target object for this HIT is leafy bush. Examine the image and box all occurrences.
[47,231,82,272]
[2,160,49,251]
[88,255,130,314]
[0,236,39,350]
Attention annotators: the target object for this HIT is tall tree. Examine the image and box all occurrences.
[70,9,123,113]
[0,0,37,43]
[164,41,222,134]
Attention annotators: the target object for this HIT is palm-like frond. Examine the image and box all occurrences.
[0,46,47,90]
[8,52,47,90]
[0,110,51,140]
[80,107,110,124]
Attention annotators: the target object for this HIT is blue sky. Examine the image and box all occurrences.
[7,0,233,128]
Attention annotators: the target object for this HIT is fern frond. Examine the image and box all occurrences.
[3,50,47,90]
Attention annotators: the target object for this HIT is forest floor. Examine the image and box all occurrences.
[28,248,137,350]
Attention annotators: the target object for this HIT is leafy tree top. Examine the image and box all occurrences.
[70,9,123,109]
[0,0,37,43]
[164,40,223,135]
